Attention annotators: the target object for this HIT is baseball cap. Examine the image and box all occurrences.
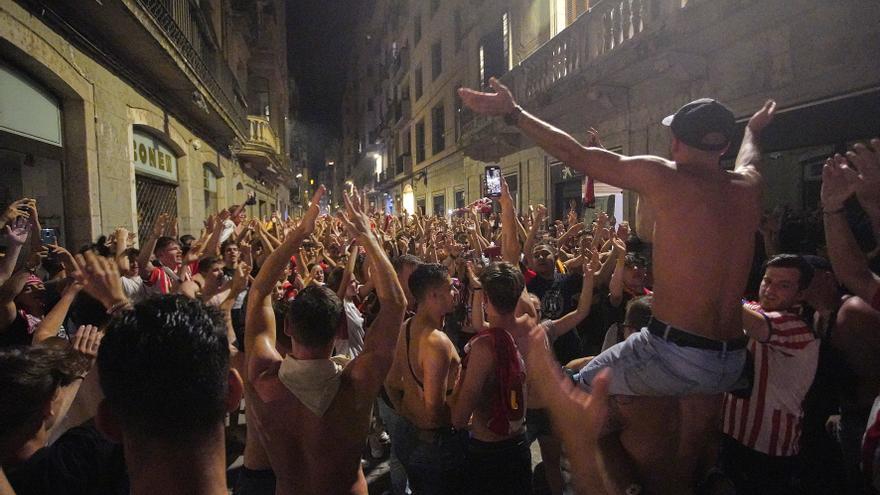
[661,98,735,152]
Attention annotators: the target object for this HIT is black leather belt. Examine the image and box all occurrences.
[647,317,747,352]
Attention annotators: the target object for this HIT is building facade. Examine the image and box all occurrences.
[342,0,880,228]
[0,0,293,249]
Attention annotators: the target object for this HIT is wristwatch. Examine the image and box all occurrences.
[503,105,523,126]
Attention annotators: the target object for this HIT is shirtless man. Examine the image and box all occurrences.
[460,78,776,493]
[245,186,406,495]
[385,263,463,494]
[451,261,536,495]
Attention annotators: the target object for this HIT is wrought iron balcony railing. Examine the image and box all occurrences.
[137,0,248,134]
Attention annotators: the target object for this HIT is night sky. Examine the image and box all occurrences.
[286,1,357,138]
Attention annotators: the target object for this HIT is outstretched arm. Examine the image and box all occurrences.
[499,177,520,265]
[550,268,594,339]
[734,100,777,183]
[246,187,325,377]
[343,189,407,400]
[459,78,666,194]
[822,155,880,302]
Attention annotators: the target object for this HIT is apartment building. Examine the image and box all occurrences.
[0,0,293,248]
[342,0,880,225]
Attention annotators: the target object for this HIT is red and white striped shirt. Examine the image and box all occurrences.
[722,304,819,457]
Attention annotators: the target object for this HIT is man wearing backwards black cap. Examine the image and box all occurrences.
[460,78,775,494]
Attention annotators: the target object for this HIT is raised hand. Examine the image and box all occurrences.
[72,325,103,363]
[339,187,374,240]
[231,263,251,294]
[821,155,859,211]
[287,185,325,242]
[4,216,31,246]
[846,138,880,213]
[1,198,32,227]
[586,127,605,149]
[73,251,128,310]
[499,176,514,209]
[747,99,777,134]
[458,77,516,117]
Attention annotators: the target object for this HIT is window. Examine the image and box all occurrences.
[430,0,440,16]
[455,190,465,209]
[415,66,423,100]
[431,104,445,154]
[433,194,445,217]
[431,41,442,81]
[479,17,507,87]
[203,166,218,214]
[417,198,427,216]
[415,120,426,163]
[414,12,421,44]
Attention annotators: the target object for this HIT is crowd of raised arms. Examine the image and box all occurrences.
[1,79,880,495]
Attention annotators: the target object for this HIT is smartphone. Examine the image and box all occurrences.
[484,165,502,198]
[39,228,56,245]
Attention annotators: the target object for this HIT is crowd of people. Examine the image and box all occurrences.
[0,78,879,495]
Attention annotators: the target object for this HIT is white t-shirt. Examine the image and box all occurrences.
[121,276,148,303]
[334,300,365,359]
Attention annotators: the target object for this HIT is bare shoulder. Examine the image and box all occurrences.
[252,360,287,403]
[425,330,458,357]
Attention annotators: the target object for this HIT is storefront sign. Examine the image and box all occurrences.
[132,130,178,183]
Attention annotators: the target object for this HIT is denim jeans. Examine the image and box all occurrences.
[575,328,747,396]
[376,398,411,495]
[393,417,466,495]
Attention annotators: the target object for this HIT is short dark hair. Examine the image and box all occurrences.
[98,296,229,443]
[392,254,422,274]
[764,254,814,291]
[479,262,524,315]
[624,295,653,329]
[286,285,342,348]
[409,263,449,303]
[179,234,196,247]
[197,256,222,274]
[154,236,179,254]
[220,240,239,254]
[0,341,91,442]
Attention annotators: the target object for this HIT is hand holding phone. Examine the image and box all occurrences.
[484,166,502,198]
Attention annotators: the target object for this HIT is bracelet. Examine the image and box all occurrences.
[503,105,523,126]
[823,207,846,216]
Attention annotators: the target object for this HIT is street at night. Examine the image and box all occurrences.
[1,1,880,494]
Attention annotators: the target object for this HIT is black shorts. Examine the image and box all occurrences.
[526,408,552,442]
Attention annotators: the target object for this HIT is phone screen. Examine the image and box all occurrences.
[485,166,502,197]
[39,228,56,245]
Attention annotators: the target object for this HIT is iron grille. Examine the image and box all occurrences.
[136,176,179,242]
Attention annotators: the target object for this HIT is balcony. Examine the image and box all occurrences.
[30,0,249,143]
[395,153,412,176]
[237,115,284,178]
[459,0,682,160]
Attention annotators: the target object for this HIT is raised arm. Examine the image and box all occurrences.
[137,213,168,278]
[459,78,666,194]
[524,204,546,270]
[0,217,30,285]
[549,268,594,339]
[499,177,520,265]
[607,237,628,308]
[733,100,777,183]
[32,282,81,344]
[341,189,407,397]
[821,155,880,302]
[524,326,613,495]
[246,187,325,376]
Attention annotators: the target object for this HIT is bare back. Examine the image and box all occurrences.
[247,362,372,495]
[646,161,761,339]
[390,318,461,430]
